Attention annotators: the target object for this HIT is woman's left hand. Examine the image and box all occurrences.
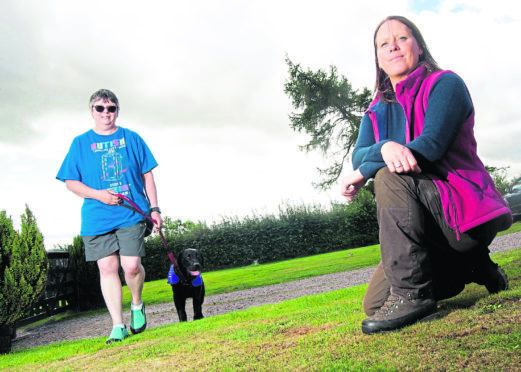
[151,211,163,232]
[381,141,422,174]
[340,169,367,201]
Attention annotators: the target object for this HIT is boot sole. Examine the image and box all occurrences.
[362,306,438,335]
[130,305,147,334]
[130,323,147,334]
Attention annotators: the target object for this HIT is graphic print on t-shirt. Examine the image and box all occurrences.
[101,148,122,181]
[91,137,131,196]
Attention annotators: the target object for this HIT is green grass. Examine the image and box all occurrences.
[498,220,521,236]
[1,247,520,371]
[17,243,381,325]
[131,243,381,308]
[1,223,520,370]
[132,220,519,307]
[49,221,521,315]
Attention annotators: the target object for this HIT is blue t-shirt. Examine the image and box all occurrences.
[57,127,158,236]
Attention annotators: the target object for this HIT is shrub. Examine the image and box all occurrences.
[0,207,48,327]
[67,235,105,310]
[342,189,379,248]
[143,198,379,279]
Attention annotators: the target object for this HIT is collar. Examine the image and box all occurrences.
[395,65,428,101]
[366,99,385,114]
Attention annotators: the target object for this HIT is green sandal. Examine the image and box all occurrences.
[130,303,147,334]
[106,326,130,344]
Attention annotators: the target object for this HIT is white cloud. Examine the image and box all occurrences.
[1,0,520,248]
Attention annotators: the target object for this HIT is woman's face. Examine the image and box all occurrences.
[91,99,118,133]
[375,20,423,88]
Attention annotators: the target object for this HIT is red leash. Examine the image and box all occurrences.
[115,193,181,272]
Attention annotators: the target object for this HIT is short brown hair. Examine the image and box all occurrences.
[89,89,120,111]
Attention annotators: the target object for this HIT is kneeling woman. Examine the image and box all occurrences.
[340,16,512,335]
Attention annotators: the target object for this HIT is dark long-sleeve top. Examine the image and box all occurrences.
[352,73,474,180]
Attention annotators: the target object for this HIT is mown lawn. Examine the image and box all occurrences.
[128,221,520,308]
[1,226,520,371]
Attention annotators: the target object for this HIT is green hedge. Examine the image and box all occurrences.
[143,190,378,281]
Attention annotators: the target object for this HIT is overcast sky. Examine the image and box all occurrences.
[1,0,520,249]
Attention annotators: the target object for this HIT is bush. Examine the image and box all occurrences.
[143,197,379,280]
[67,236,105,310]
[342,189,379,248]
[0,207,48,327]
[142,233,173,283]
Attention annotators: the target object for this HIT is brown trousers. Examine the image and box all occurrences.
[363,168,509,316]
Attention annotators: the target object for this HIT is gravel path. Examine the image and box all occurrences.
[12,231,521,351]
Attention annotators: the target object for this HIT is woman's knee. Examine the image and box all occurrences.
[374,167,393,193]
[121,257,143,277]
[374,167,411,207]
[97,254,120,276]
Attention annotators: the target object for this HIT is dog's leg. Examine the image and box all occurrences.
[193,284,205,320]
[173,290,188,322]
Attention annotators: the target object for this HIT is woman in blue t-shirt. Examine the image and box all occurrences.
[57,89,163,344]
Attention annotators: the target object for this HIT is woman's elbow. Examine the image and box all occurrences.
[352,149,364,170]
[64,179,76,191]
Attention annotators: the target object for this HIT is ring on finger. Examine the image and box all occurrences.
[394,163,402,169]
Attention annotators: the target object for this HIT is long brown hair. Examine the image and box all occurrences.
[373,16,441,102]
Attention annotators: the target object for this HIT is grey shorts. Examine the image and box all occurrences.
[82,221,146,262]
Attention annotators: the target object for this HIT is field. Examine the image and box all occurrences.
[1,228,520,371]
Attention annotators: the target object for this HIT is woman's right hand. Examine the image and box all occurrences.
[381,141,422,174]
[96,189,122,205]
[340,169,367,201]
[65,180,121,205]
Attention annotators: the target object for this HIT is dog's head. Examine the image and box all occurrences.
[177,248,204,278]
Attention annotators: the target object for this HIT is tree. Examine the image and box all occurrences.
[162,216,199,236]
[284,57,373,189]
[485,165,520,196]
[0,207,48,327]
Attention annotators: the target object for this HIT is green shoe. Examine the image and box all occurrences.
[130,303,147,334]
[106,326,130,344]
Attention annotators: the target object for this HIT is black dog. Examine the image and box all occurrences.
[168,248,205,322]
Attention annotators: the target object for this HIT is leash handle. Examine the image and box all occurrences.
[115,193,155,222]
[115,193,179,269]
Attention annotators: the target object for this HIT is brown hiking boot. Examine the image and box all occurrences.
[361,294,438,335]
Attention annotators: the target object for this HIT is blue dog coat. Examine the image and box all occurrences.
[192,274,203,286]
[167,265,203,286]
[167,265,179,285]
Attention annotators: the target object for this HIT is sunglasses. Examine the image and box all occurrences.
[93,105,117,113]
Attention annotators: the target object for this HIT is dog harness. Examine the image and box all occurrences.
[167,265,203,287]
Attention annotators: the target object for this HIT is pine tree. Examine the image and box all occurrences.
[284,57,373,189]
[0,207,48,326]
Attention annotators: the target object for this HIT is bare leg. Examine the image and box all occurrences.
[121,256,145,305]
[97,254,123,326]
